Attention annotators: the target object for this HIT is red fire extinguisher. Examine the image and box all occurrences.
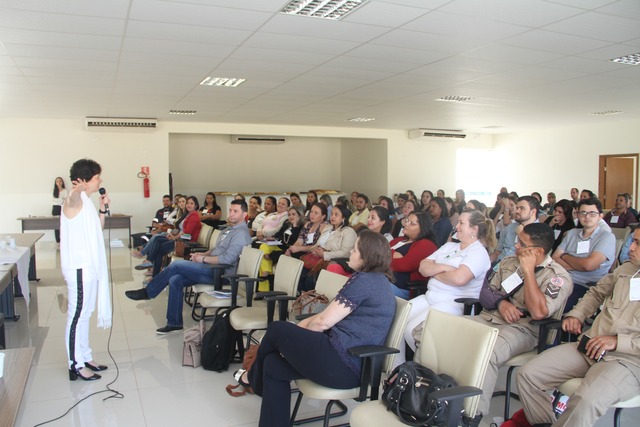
[138,167,150,198]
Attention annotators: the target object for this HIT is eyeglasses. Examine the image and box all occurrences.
[577,211,599,218]
[402,218,418,226]
[516,238,539,249]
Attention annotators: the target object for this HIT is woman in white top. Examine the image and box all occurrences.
[52,176,68,243]
[396,209,496,366]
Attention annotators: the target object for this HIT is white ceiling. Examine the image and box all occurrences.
[0,0,639,132]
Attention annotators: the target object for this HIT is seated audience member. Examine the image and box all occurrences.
[388,211,438,299]
[238,231,396,427]
[406,190,419,206]
[348,193,370,232]
[444,197,459,228]
[165,194,185,225]
[618,225,638,263]
[470,223,572,420]
[367,206,393,241]
[580,189,595,200]
[391,199,419,238]
[489,191,510,220]
[131,195,186,262]
[234,194,246,201]
[494,195,516,239]
[454,189,467,214]
[552,197,615,313]
[396,210,495,366]
[350,191,359,207]
[289,192,304,210]
[141,196,202,280]
[124,200,251,334]
[491,196,540,264]
[604,193,637,228]
[436,189,445,198]
[420,190,433,211]
[509,227,640,427]
[335,195,353,211]
[319,193,333,219]
[304,191,319,216]
[255,197,289,240]
[257,205,305,288]
[626,193,639,220]
[570,187,580,204]
[545,199,576,252]
[427,197,453,247]
[285,202,329,258]
[395,193,408,218]
[530,191,543,205]
[466,199,488,217]
[247,195,262,226]
[199,191,223,228]
[131,194,173,247]
[299,204,356,292]
[378,196,396,220]
[542,192,556,214]
[251,196,275,237]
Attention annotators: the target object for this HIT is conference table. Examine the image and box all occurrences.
[0,347,35,427]
[18,214,133,247]
[0,233,43,320]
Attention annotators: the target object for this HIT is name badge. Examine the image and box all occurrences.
[610,215,619,224]
[554,229,561,240]
[306,232,315,244]
[391,240,406,250]
[576,240,590,254]
[502,272,523,293]
[630,278,640,301]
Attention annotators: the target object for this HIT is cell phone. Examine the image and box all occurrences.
[578,335,606,362]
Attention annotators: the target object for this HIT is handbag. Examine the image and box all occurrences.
[289,290,329,317]
[226,345,259,397]
[381,361,457,426]
[182,320,206,368]
[300,252,325,271]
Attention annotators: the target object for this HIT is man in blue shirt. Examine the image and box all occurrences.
[126,200,251,334]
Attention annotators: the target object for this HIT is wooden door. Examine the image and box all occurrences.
[598,154,638,210]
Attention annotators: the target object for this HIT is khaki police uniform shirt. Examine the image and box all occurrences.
[565,261,640,381]
[480,255,573,334]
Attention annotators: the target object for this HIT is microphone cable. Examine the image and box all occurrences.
[34,210,124,426]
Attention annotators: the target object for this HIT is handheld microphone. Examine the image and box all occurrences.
[99,187,110,215]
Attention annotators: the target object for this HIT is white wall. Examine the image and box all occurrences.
[340,138,388,200]
[168,133,342,196]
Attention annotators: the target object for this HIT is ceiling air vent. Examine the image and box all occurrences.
[230,135,286,144]
[408,129,467,140]
[85,117,158,130]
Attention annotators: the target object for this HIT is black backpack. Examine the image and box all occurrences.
[201,310,240,372]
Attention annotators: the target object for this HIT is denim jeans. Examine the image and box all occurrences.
[391,284,410,300]
[141,233,167,257]
[145,259,215,326]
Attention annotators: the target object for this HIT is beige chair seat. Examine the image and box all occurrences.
[228,306,271,329]
[350,400,406,426]
[559,378,640,409]
[296,379,360,400]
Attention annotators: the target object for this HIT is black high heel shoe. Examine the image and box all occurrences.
[86,362,108,372]
[69,368,101,381]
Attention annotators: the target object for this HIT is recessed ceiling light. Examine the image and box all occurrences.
[610,53,640,65]
[434,96,474,103]
[169,110,197,115]
[589,110,624,116]
[281,0,368,20]
[348,117,375,122]
[200,77,246,87]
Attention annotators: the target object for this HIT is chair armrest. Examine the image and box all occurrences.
[262,294,296,323]
[222,273,248,280]
[529,317,563,352]
[258,291,288,299]
[431,386,483,427]
[347,345,400,402]
[238,277,261,307]
[455,298,483,316]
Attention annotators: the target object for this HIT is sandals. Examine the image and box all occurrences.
[227,369,253,397]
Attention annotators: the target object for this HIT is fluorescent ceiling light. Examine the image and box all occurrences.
[434,95,474,103]
[610,53,640,65]
[200,77,246,87]
[281,0,368,20]
[348,117,375,122]
[169,110,197,115]
[589,110,623,116]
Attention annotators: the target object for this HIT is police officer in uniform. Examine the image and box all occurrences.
[469,223,573,419]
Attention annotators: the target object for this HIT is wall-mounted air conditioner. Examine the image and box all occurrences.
[230,135,286,144]
[85,117,158,130]
[408,129,467,140]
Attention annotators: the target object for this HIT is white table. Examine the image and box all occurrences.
[0,247,30,308]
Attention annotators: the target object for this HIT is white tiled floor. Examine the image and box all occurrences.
[5,242,640,426]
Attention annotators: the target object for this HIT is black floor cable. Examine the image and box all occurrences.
[34,214,124,426]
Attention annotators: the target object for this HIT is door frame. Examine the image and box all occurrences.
[598,153,639,210]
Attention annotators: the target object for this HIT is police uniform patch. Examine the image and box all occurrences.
[550,276,564,287]
[545,276,563,299]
